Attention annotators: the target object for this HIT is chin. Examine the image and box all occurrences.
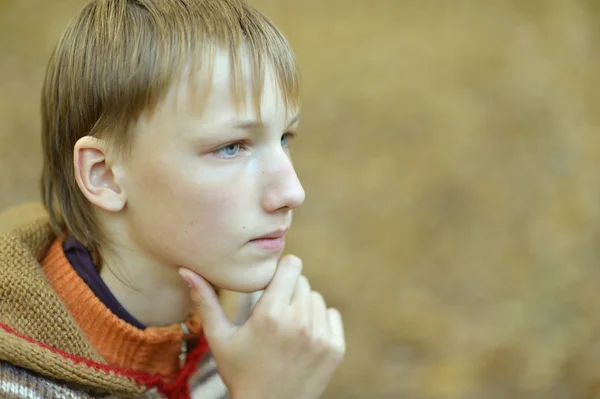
[213,279,270,294]
[214,261,278,293]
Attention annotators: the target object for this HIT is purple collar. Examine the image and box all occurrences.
[63,236,146,330]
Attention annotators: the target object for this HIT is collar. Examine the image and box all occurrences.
[41,236,202,376]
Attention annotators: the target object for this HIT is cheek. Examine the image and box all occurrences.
[124,141,265,262]
[178,189,236,240]
[131,160,248,249]
[163,180,249,268]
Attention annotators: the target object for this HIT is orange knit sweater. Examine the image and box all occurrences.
[0,204,246,398]
[40,236,203,376]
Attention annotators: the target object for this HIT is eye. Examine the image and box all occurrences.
[215,142,243,158]
[281,132,297,148]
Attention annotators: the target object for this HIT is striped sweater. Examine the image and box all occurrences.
[0,203,259,398]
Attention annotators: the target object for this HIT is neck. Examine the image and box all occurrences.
[99,242,193,327]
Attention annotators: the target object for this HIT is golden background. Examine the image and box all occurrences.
[2,1,600,398]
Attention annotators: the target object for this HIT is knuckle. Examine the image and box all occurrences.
[298,275,310,287]
[328,343,346,362]
[305,327,327,349]
[321,337,344,356]
[256,309,281,334]
[314,334,329,350]
[310,291,326,305]
[290,309,309,335]
[281,254,303,271]
[265,312,280,328]
[290,311,311,340]
[297,322,312,341]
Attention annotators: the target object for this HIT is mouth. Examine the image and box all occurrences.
[252,228,288,240]
[249,228,288,251]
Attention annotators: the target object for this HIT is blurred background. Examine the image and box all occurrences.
[2,0,600,398]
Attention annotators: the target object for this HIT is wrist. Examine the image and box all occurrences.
[228,382,265,399]
[230,390,263,399]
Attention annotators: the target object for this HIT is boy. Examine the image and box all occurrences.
[0,0,345,398]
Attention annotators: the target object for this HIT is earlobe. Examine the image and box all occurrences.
[74,136,127,212]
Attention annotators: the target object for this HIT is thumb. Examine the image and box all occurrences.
[179,268,235,345]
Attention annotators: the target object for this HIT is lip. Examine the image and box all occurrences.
[249,228,288,252]
[252,228,288,240]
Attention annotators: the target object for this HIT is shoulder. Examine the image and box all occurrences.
[0,202,48,236]
[0,202,55,263]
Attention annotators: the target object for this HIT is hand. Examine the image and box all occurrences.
[179,255,346,399]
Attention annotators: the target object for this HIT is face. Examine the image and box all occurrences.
[118,49,305,293]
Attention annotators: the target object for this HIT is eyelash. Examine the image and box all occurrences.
[214,132,297,158]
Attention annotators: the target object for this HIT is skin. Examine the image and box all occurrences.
[73,48,305,327]
[181,256,346,399]
[74,46,346,398]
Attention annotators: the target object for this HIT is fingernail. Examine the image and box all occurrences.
[179,269,194,288]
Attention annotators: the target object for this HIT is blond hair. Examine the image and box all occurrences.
[40,0,299,256]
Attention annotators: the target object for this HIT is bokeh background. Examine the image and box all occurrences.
[3,0,600,398]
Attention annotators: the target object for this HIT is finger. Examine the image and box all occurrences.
[310,291,328,337]
[291,276,311,322]
[291,275,311,307]
[179,268,235,345]
[256,255,302,312]
[327,308,346,349]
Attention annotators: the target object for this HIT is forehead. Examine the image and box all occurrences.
[172,48,298,126]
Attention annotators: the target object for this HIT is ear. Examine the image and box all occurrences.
[74,136,127,212]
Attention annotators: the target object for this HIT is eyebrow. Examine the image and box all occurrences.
[234,114,300,130]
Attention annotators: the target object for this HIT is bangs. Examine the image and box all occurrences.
[83,0,300,151]
[226,7,301,120]
[177,24,301,125]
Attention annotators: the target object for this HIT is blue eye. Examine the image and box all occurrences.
[216,143,241,157]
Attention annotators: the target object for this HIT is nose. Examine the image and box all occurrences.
[261,149,306,213]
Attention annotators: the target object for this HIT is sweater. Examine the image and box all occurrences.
[62,234,147,329]
[42,235,205,376]
[0,203,260,398]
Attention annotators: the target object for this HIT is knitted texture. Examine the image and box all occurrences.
[0,361,110,399]
[0,204,217,398]
[0,206,105,360]
[41,236,203,376]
